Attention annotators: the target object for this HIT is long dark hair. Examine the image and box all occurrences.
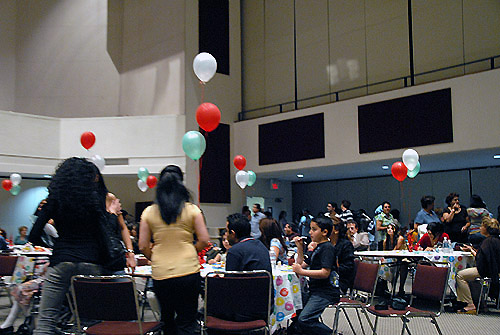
[45,157,108,224]
[259,218,288,253]
[383,223,399,250]
[156,165,190,224]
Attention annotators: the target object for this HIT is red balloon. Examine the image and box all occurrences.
[391,161,408,182]
[196,103,221,132]
[80,131,96,150]
[146,175,158,188]
[2,179,12,191]
[233,155,247,170]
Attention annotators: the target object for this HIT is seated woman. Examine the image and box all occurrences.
[417,222,450,251]
[208,231,231,264]
[456,217,500,314]
[467,194,491,249]
[383,224,409,296]
[14,226,29,245]
[330,220,355,294]
[259,218,288,264]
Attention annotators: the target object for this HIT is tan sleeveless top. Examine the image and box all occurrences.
[141,203,201,280]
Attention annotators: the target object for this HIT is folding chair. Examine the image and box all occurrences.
[331,260,380,335]
[0,255,18,305]
[70,275,163,335]
[202,270,272,334]
[367,263,450,335]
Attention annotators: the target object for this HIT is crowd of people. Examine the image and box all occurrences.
[2,158,500,334]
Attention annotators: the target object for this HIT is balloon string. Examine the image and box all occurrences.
[400,181,405,224]
[200,81,205,103]
[198,130,208,206]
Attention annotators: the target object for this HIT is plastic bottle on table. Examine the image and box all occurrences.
[442,237,450,252]
[269,249,277,271]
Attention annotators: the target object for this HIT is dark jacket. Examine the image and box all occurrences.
[476,236,500,297]
[333,238,355,293]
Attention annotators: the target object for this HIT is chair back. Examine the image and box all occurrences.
[411,263,450,313]
[71,275,142,332]
[204,270,272,324]
[0,255,18,276]
[352,260,380,304]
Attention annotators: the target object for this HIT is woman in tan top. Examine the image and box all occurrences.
[139,165,209,335]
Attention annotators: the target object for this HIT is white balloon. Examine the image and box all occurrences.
[10,173,22,186]
[402,149,419,171]
[90,154,105,172]
[137,179,148,192]
[193,52,217,82]
[235,170,249,189]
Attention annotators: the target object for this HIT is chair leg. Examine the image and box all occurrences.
[372,316,379,335]
[332,306,341,335]
[430,316,443,335]
[400,316,411,335]
[361,309,376,335]
[342,308,357,335]
[355,308,366,335]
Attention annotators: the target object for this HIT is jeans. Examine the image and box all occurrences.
[297,289,339,335]
[34,262,103,335]
[153,272,201,335]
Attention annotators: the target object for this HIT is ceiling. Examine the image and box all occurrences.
[257,147,500,183]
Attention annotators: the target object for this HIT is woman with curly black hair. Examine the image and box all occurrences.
[28,157,116,335]
[139,165,209,335]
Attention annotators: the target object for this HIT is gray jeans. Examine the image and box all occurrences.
[34,262,103,335]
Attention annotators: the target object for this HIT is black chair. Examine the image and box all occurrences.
[202,270,272,334]
[367,263,450,335]
[70,275,163,335]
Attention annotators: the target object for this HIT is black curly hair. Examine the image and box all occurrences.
[44,157,108,224]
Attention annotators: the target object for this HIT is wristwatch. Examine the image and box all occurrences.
[126,249,134,254]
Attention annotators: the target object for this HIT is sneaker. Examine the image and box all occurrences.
[0,326,14,335]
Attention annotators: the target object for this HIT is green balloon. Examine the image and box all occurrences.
[10,185,21,196]
[247,170,256,186]
[407,161,421,178]
[182,131,206,161]
[138,167,150,182]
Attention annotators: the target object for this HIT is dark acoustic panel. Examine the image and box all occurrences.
[199,0,229,75]
[259,113,325,165]
[135,201,153,223]
[200,123,230,203]
[358,88,453,153]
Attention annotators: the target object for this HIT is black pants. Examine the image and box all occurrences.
[153,272,201,335]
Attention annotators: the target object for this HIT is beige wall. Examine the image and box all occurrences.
[242,0,500,113]
[234,69,500,176]
[0,0,16,110]
[15,0,120,118]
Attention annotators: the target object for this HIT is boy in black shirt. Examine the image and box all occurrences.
[292,216,340,334]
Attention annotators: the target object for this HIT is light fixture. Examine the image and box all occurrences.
[297,174,304,178]
[382,165,389,170]
[43,175,52,178]
[494,155,500,159]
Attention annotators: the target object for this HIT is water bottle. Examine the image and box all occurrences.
[442,237,450,252]
[269,249,277,271]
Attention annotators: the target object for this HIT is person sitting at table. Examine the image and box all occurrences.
[414,195,441,236]
[456,217,500,314]
[346,219,370,251]
[330,220,355,294]
[208,231,231,264]
[291,216,340,335]
[225,213,272,273]
[284,223,300,248]
[417,222,450,251]
[0,229,8,251]
[383,223,409,296]
[467,194,492,249]
[443,192,470,244]
[375,201,396,250]
[14,226,29,245]
[259,218,288,264]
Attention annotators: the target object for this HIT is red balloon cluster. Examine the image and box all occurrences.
[80,131,96,150]
[196,103,221,132]
[391,161,408,182]
[233,155,246,170]
[2,180,12,191]
[146,175,158,188]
